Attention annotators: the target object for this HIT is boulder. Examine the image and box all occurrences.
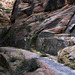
[36,37,75,55]
[0,47,40,75]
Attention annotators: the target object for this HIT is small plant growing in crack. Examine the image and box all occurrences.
[18,51,23,55]
[9,57,20,62]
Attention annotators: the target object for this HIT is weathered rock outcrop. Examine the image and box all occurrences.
[0,47,40,75]
[36,37,75,55]
[0,0,75,75]
[0,47,75,75]
[10,0,36,23]
[0,5,75,50]
[58,45,75,69]
[11,0,75,23]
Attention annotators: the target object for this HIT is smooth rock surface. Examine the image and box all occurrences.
[35,58,75,75]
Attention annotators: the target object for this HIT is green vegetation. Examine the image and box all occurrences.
[2,7,6,10]
[18,51,23,55]
[0,3,2,8]
[5,8,11,13]
[9,57,20,62]
[40,53,48,57]
[29,33,38,45]
[0,4,11,13]
[58,58,65,64]
[39,46,44,50]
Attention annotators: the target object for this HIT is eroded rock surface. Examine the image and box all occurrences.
[0,5,75,49]
[36,37,75,55]
[0,47,75,75]
[58,45,75,69]
[0,1,75,74]
[0,47,40,75]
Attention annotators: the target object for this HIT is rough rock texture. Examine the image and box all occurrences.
[0,4,75,50]
[0,47,40,75]
[0,0,75,75]
[36,37,75,55]
[10,0,75,22]
[58,45,75,69]
[0,0,75,52]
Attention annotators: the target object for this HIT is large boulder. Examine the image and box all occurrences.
[0,47,40,75]
[36,37,75,55]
